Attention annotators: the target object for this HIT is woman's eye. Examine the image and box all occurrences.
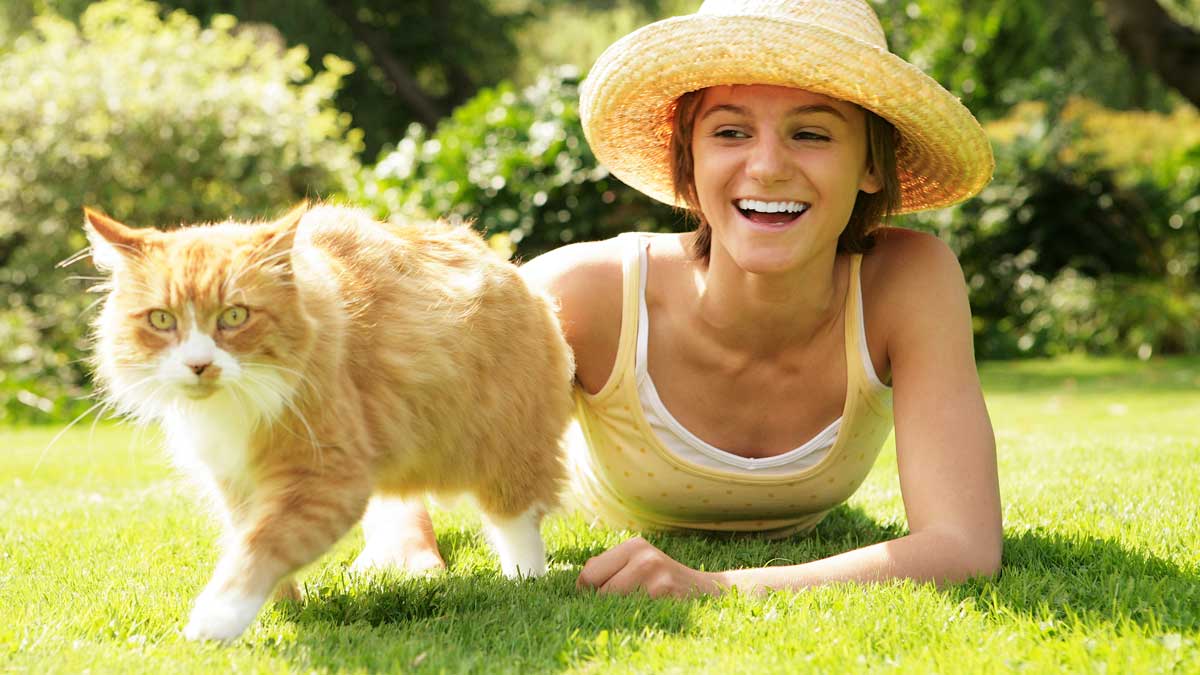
[218,306,249,329]
[794,131,830,142]
[148,310,176,331]
[713,128,748,139]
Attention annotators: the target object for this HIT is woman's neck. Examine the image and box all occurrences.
[689,245,844,359]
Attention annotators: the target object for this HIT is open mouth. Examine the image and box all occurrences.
[734,199,810,228]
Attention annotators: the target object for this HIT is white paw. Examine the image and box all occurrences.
[350,546,445,575]
[183,591,265,642]
[500,558,547,580]
[483,507,547,581]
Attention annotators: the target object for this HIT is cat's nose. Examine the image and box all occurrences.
[188,361,211,376]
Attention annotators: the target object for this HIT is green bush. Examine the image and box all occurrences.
[995,269,1200,358]
[349,66,682,261]
[0,0,361,423]
[898,99,1200,359]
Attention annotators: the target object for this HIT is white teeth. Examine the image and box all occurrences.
[736,199,809,214]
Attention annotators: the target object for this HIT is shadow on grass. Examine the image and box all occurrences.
[267,505,909,673]
[274,569,701,673]
[267,506,1198,673]
[952,529,1200,633]
[811,508,1200,634]
[270,519,703,673]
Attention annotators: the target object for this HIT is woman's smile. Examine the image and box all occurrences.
[733,198,811,231]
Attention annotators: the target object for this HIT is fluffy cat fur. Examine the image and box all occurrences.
[83,203,574,642]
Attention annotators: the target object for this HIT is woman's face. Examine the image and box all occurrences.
[691,84,880,274]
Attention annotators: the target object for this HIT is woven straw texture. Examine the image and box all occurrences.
[580,0,994,214]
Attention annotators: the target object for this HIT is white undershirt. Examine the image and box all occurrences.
[634,238,888,475]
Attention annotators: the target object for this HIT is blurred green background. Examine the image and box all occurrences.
[1,0,1198,423]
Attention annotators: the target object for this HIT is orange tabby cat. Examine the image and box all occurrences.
[84,203,574,641]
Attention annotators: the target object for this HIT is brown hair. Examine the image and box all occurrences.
[669,90,902,260]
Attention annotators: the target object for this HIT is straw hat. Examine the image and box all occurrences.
[580,0,994,214]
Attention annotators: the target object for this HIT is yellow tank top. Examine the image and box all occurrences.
[566,234,895,537]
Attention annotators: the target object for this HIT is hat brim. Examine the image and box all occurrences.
[580,14,994,214]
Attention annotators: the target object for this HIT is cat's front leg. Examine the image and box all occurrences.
[273,575,302,603]
[184,470,370,642]
[184,546,277,642]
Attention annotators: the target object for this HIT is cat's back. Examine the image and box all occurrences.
[288,206,572,478]
[295,205,497,289]
[291,204,568,390]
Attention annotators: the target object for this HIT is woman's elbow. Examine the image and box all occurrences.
[957,529,1003,581]
[935,527,1002,583]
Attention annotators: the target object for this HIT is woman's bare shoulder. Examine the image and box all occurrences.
[518,237,625,311]
[518,236,628,392]
[862,226,972,362]
[863,227,965,301]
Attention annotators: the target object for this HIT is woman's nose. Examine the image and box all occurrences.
[745,136,792,184]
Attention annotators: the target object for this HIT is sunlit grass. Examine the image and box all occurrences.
[3,356,1198,673]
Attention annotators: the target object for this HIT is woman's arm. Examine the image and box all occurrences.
[577,230,1002,597]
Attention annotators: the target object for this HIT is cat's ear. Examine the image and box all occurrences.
[255,201,308,259]
[83,208,145,272]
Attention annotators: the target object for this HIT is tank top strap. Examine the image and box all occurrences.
[843,253,869,390]
[844,253,892,407]
[610,232,647,391]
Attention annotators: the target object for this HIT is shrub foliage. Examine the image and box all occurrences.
[350,66,683,261]
[0,0,360,422]
[899,100,1200,358]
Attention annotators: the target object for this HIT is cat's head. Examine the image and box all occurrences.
[84,204,311,422]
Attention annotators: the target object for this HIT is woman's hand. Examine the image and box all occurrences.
[576,536,725,598]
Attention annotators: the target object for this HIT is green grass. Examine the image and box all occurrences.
[3,355,1198,674]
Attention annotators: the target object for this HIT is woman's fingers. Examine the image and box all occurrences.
[578,537,712,598]
[577,536,650,590]
[597,559,657,595]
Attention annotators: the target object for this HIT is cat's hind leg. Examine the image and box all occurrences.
[350,495,445,575]
[481,507,548,579]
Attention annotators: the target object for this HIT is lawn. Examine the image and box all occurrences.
[2,356,1198,674]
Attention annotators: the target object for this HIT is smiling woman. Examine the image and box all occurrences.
[375,0,1002,600]
[685,85,886,276]
[672,86,901,259]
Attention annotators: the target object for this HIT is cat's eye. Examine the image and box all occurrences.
[148,310,176,331]
[218,306,249,329]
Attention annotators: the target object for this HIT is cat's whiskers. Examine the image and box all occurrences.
[58,246,94,269]
[120,384,166,425]
[106,276,158,296]
[87,398,116,460]
[245,362,319,400]
[224,384,259,433]
[237,369,324,468]
[84,274,157,299]
[33,400,111,474]
[34,368,159,474]
[81,295,107,316]
[65,275,111,284]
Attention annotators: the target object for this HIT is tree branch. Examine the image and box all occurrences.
[321,0,444,128]
[1100,0,1200,107]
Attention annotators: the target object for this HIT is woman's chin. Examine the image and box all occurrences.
[719,240,812,276]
